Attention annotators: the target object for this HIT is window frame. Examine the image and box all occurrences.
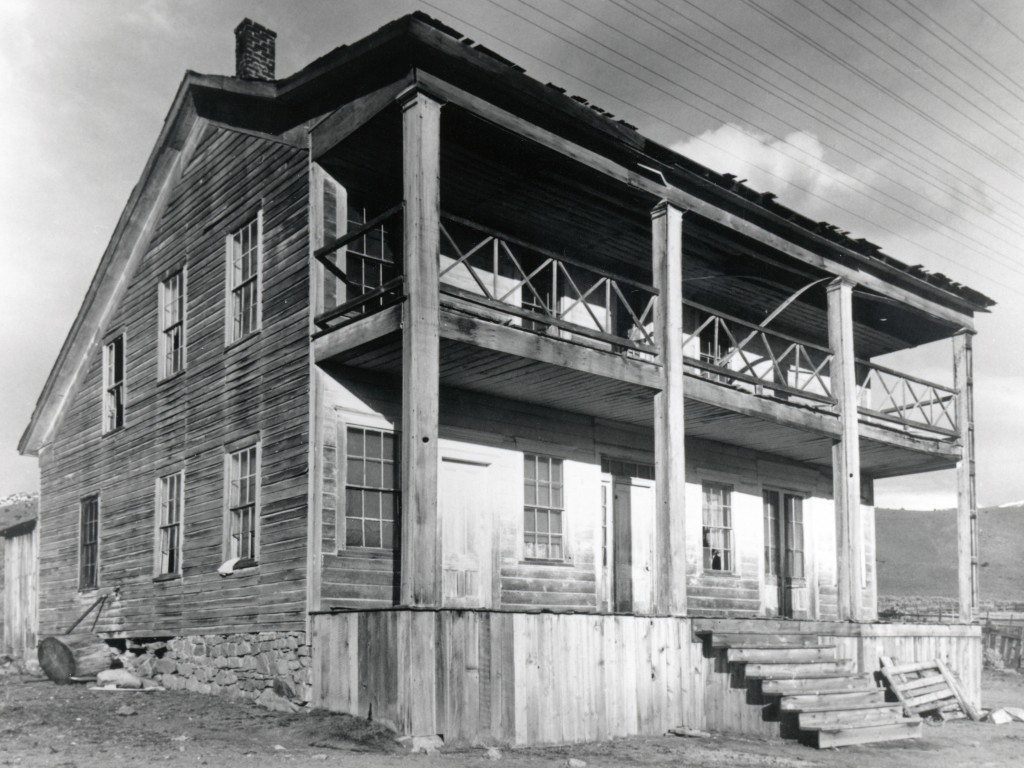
[701,481,734,574]
[155,470,184,578]
[522,453,566,562]
[763,488,807,583]
[225,210,263,345]
[79,495,100,590]
[102,334,125,433]
[225,441,260,566]
[338,423,400,551]
[159,268,186,378]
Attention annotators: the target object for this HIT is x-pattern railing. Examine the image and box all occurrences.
[312,204,404,337]
[438,213,659,355]
[682,300,834,404]
[857,361,958,435]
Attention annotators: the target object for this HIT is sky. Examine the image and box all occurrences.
[2,0,1023,510]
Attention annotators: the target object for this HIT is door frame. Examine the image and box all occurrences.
[763,487,807,618]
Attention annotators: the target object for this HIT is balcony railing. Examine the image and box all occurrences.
[681,300,835,406]
[312,204,405,337]
[857,361,959,436]
[438,213,659,357]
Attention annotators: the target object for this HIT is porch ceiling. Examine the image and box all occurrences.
[321,319,958,479]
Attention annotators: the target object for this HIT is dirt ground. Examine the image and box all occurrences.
[2,670,1024,768]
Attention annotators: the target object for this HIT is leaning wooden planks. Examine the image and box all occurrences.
[879,656,981,721]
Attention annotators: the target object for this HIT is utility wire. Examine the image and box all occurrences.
[971,0,1024,51]
[738,0,1024,190]
[418,0,1018,297]
[806,0,1024,150]
[650,0,1024,241]
[604,0,1024,268]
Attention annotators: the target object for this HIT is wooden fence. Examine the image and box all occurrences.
[983,622,1024,669]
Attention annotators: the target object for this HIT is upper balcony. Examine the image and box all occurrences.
[307,84,974,479]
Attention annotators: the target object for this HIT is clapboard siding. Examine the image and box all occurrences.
[37,126,311,637]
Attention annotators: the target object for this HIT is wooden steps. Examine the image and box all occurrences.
[700,629,922,749]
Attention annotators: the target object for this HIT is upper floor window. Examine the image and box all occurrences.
[227,212,262,343]
[103,336,125,432]
[524,454,564,560]
[227,443,259,563]
[702,482,733,572]
[159,270,185,377]
[156,471,183,576]
[343,426,399,549]
[80,495,99,589]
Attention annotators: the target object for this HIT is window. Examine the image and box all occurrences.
[157,472,183,575]
[343,204,398,311]
[227,212,262,342]
[159,270,185,377]
[344,427,399,549]
[103,336,125,432]
[80,496,99,589]
[228,444,259,562]
[763,490,805,580]
[524,454,564,560]
[702,482,733,572]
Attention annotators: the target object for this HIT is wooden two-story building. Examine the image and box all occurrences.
[20,14,992,748]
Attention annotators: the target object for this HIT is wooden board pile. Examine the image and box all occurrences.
[879,656,981,721]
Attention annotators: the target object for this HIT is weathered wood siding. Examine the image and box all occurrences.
[37,126,310,637]
[312,610,697,744]
[312,610,981,744]
[2,526,38,660]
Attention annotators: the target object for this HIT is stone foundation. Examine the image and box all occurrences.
[121,631,311,710]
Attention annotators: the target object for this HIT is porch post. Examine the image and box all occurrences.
[827,278,865,621]
[954,330,978,623]
[398,87,443,607]
[652,201,687,616]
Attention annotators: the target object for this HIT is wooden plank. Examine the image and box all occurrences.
[727,647,836,663]
[399,88,442,607]
[827,279,864,621]
[799,704,904,728]
[744,660,854,679]
[780,689,885,711]
[954,331,978,623]
[439,309,661,389]
[652,203,686,616]
[760,674,875,695]
[311,76,413,159]
[313,304,402,362]
[813,719,921,747]
[936,657,981,721]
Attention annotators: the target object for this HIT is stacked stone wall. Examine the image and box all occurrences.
[123,630,311,711]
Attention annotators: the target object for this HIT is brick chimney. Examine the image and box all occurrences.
[235,18,277,81]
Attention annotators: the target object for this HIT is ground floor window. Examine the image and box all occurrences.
[524,454,564,560]
[763,490,805,579]
[228,444,258,562]
[79,496,99,589]
[702,482,733,572]
[344,426,399,549]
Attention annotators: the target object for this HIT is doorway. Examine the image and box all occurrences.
[439,456,494,608]
[600,459,655,614]
[763,489,806,618]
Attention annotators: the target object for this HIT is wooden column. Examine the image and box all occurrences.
[652,201,687,616]
[954,330,979,623]
[398,87,443,607]
[827,278,865,621]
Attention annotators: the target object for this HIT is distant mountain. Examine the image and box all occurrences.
[876,504,1024,602]
[0,492,38,534]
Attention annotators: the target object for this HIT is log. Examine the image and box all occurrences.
[38,633,112,683]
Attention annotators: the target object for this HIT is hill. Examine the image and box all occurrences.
[875,504,1024,602]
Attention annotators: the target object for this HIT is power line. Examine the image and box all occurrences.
[551,0,1024,277]
[739,0,1024,190]
[972,0,1024,50]
[419,0,1019,297]
[648,0,1024,243]
[609,0,1024,264]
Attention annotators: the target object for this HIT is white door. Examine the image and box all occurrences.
[440,456,494,608]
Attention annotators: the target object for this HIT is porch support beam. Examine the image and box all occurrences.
[652,201,687,616]
[828,278,865,621]
[399,87,443,609]
[954,331,978,623]
[310,75,415,159]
